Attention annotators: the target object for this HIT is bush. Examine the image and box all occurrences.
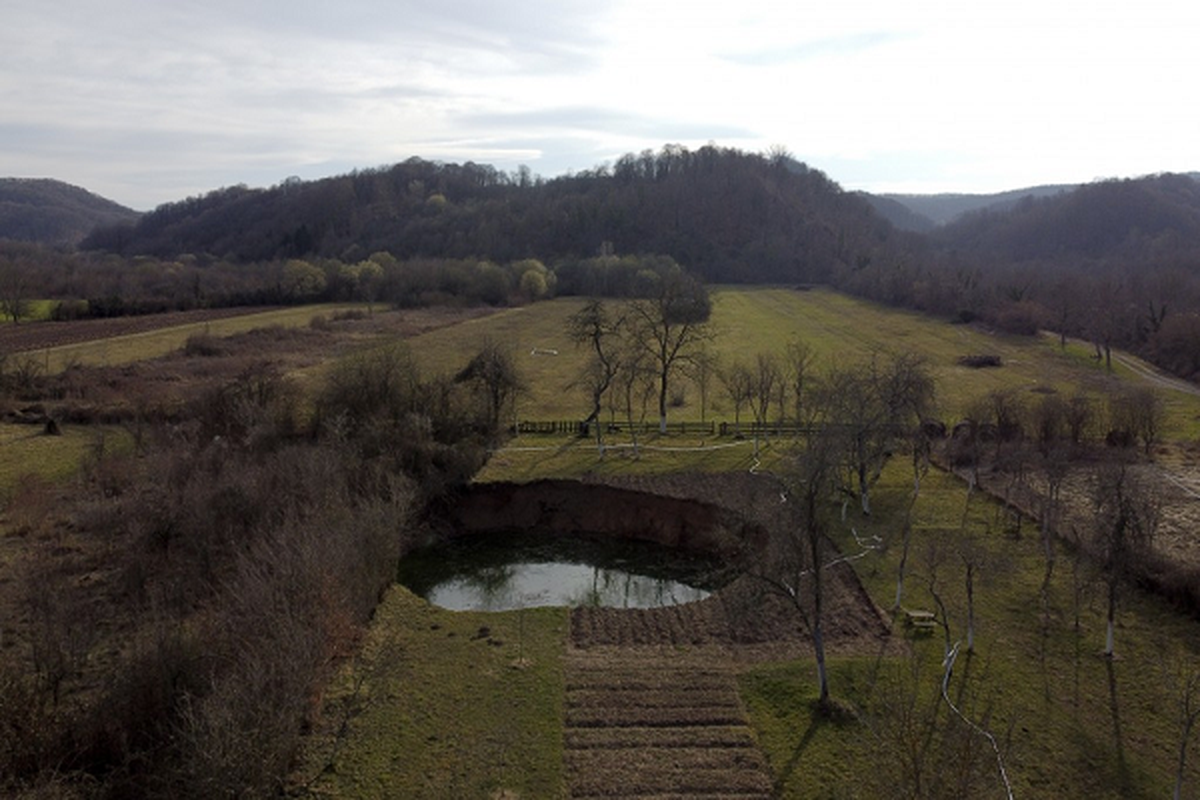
[182,331,225,357]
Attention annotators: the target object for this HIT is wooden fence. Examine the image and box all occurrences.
[510,420,822,437]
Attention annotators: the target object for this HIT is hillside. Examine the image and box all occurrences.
[856,192,936,233]
[81,147,920,286]
[932,172,1200,263]
[0,178,140,246]
[876,183,1077,227]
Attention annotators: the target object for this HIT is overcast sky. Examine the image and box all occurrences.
[2,0,1197,210]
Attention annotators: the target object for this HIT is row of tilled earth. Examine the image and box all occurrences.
[563,645,774,799]
[561,472,898,798]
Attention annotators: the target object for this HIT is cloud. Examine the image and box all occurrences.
[459,106,754,140]
[720,31,906,66]
[2,0,1197,208]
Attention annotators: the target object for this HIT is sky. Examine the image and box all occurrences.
[2,0,1198,210]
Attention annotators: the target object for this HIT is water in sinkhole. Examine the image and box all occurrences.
[397,529,728,612]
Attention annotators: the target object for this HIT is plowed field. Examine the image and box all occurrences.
[561,472,896,798]
[0,307,275,353]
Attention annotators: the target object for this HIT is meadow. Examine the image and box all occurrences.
[405,286,1200,443]
[6,287,1200,797]
[300,287,1200,797]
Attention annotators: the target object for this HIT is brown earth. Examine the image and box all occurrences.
[937,440,1200,615]
[0,305,495,424]
[445,472,898,799]
[0,307,280,353]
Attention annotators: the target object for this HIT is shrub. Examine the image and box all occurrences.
[182,331,226,357]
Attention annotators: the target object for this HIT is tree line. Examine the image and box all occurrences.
[12,147,1200,385]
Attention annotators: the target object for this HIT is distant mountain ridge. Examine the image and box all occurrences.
[0,178,140,246]
[868,173,1200,230]
[867,183,1078,229]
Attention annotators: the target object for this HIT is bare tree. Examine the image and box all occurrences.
[819,352,935,516]
[748,351,782,456]
[567,300,624,451]
[1165,651,1200,800]
[0,259,31,324]
[625,265,712,433]
[894,426,932,611]
[1065,392,1096,445]
[757,432,841,709]
[684,344,718,424]
[1108,386,1165,457]
[1092,460,1160,657]
[613,345,657,458]
[719,359,753,438]
[784,338,815,426]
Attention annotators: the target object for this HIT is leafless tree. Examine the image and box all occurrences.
[1108,386,1165,457]
[749,351,782,456]
[625,265,712,433]
[757,432,841,709]
[0,259,32,324]
[1092,460,1160,657]
[455,338,525,438]
[1065,392,1096,445]
[1164,651,1200,800]
[719,359,753,438]
[567,299,624,450]
[819,352,935,516]
[684,344,718,423]
[784,338,815,426]
[613,344,656,457]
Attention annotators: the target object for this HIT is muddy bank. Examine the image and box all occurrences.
[422,474,894,653]
[438,479,760,560]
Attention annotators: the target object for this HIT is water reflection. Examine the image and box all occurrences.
[398,531,722,612]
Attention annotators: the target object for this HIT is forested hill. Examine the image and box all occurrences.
[931,173,1200,264]
[82,146,918,286]
[0,178,140,246]
[875,183,1078,228]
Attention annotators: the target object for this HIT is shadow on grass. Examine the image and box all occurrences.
[771,697,858,796]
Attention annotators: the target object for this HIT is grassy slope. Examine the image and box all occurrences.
[299,587,567,799]
[740,461,1200,798]
[413,288,1200,797]
[469,287,1200,482]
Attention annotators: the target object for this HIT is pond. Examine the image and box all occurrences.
[397,530,729,612]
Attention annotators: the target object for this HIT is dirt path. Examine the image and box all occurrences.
[563,644,773,800]
[1113,351,1200,398]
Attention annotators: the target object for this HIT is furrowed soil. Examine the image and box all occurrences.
[557,472,897,798]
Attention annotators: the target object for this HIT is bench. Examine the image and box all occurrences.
[903,609,938,633]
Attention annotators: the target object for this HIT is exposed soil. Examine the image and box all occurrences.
[0,306,278,353]
[564,646,774,800]
[937,441,1200,615]
[0,305,495,423]
[444,472,897,799]
[442,472,895,657]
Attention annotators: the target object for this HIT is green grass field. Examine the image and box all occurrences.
[390,288,1200,797]
[299,587,567,799]
[407,287,1200,445]
[738,459,1200,798]
[407,286,1200,487]
[0,424,119,496]
[11,288,1200,796]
